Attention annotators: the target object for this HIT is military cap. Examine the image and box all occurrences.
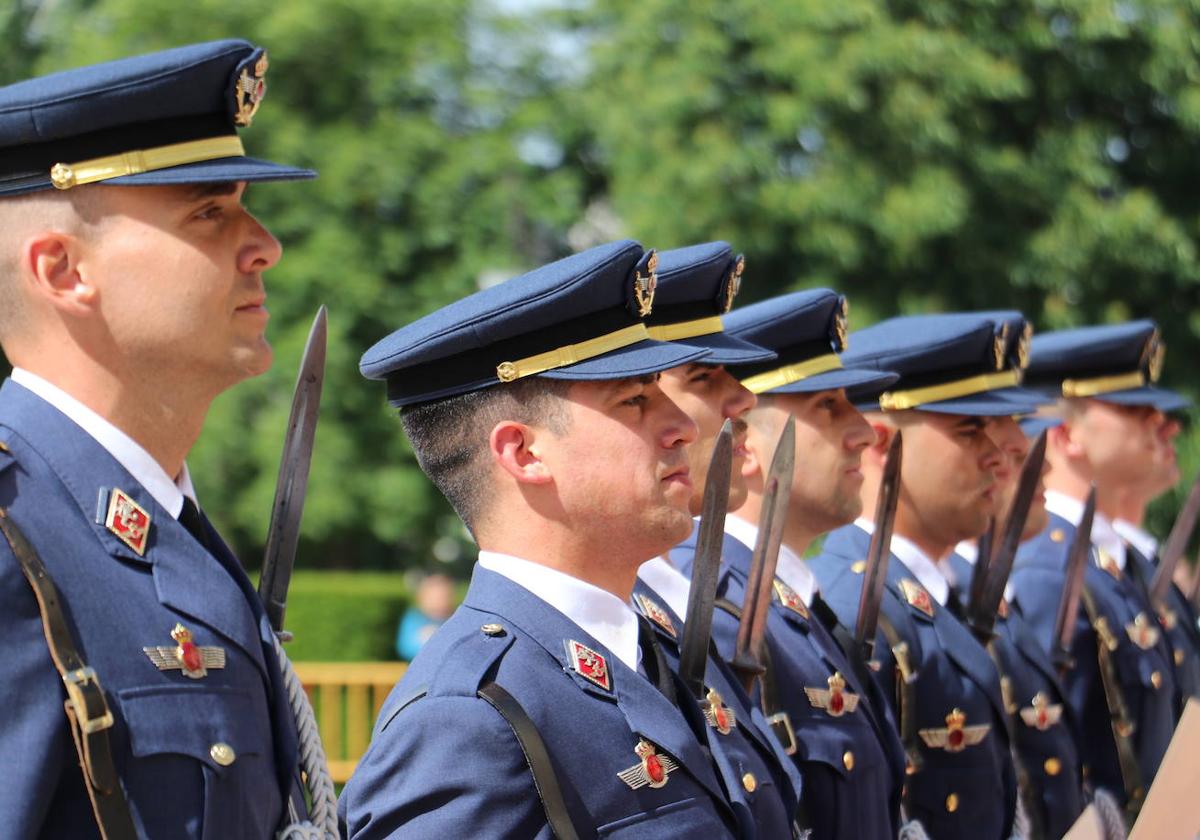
[1024,320,1189,412]
[722,289,898,398]
[841,313,1035,415]
[0,39,314,196]
[361,240,708,407]
[966,310,1053,413]
[644,242,775,365]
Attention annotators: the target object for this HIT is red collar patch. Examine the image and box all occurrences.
[566,639,612,691]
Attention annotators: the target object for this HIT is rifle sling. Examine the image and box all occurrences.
[0,509,137,840]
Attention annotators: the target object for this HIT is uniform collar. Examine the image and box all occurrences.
[1044,489,1126,570]
[948,540,1014,601]
[855,516,951,605]
[637,556,691,619]
[724,514,817,606]
[477,551,641,672]
[1113,519,1158,561]
[11,368,195,517]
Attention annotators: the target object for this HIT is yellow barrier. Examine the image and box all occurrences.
[294,661,408,783]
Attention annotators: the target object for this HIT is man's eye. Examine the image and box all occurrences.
[622,395,647,407]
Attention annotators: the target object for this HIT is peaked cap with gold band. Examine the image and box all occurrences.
[0,40,314,196]
[1024,320,1189,413]
[965,310,1052,414]
[644,242,776,364]
[723,289,897,398]
[360,240,709,406]
[842,313,1040,415]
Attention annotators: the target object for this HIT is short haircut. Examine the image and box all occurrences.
[400,376,573,533]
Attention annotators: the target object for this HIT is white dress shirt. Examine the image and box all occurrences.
[12,368,195,517]
[726,514,818,607]
[1113,519,1159,562]
[1044,489,1126,571]
[855,517,951,606]
[637,556,692,620]
[478,551,642,672]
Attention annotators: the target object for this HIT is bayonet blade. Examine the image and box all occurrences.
[1150,469,1200,606]
[678,420,734,698]
[854,431,903,658]
[1051,485,1096,675]
[258,306,328,634]
[967,430,1047,640]
[730,416,796,694]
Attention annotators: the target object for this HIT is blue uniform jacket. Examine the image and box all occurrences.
[1010,514,1179,806]
[630,579,801,838]
[0,379,297,840]
[672,527,906,840]
[1122,543,1200,703]
[809,524,1018,840]
[944,552,1086,839]
[340,564,743,839]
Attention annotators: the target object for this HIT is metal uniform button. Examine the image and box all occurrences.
[741,773,757,793]
[850,561,866,574]
[1044,757,1062,776]
[1151,670,1163,690]
[481,623,506,637]
[210,742,236,766]
[946,793,959,813]
[843,751,855,771]
[1176,649,1185,666]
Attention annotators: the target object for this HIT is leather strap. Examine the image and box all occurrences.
[984,640,1047,840]
[1081,587,1145,820]
[0,508,137,840]
[478,681,591,840]
[875,613,923,776]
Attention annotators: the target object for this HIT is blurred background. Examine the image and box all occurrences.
[5,0,1200,660]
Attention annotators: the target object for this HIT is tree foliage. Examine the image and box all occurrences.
[3,0,1199,564]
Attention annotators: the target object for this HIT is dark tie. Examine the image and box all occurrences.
[178,496,211,552]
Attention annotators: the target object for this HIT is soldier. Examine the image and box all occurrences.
[807,314,1019,840]
[668,289,909,838]
[340,240,786,838]
[1011,321,1184,821]
[0,42,322,838]
[938,314,1087,840]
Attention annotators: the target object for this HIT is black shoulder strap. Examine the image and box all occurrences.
[478,681,591,840]
[0,507,137,840]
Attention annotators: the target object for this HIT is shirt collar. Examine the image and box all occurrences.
[1044,489,1126,570]
[477,551,641,672]
[725,514,818,606]
[855,516,951,605]
[1113,519,1158,561]
[12,368,195,517]
[637,556,691,620]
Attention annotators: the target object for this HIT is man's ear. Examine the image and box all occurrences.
[490,420,553,485]
[1050,420,1085,460]
[24,233,97,313]
[864,418,892,467]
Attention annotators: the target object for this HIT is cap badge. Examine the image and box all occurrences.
[1017,323,1033,369]
[143,623,225,678]
[566,639,611,691]
[920,708,990,752]
[1143,331,1166,382]
[233,51,269,127]
[772,578,810,620]
[702,688,736,734]
[632,251,658,317]
[105,488,151,555]
[832,297,849,352]
[899,579,935,618]
[805,671,860,717]
[634,594,676,638]
[617,739,677,789]
[721,255,745,314]
[1125,612,1161,650]
[1019,692,1063,731]
[992,333,1006,371]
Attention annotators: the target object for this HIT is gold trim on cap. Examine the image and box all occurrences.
[1061,370,1147,399]
[50,135,246,190]
[495,323,650,383]
[646,315,725,343]
[877,370,1020,412]
[740,353,844,394]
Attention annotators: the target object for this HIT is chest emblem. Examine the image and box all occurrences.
[899,579,935,618]
[617,739,678,790]
[634,594,677,638]
[105,488,151,556]
[1019,692,1063,731]
[919,708,990,752]
[702,688,736,734]
[143,624,225,679]
[1125,613,1161,650]
[805,671,860,717]
[566,639,612,692]
[772,578,810,620]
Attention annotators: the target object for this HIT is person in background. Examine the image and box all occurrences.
[396,572,458,660]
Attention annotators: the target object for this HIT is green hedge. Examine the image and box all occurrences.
[274,571,411,661]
